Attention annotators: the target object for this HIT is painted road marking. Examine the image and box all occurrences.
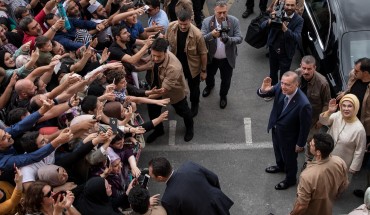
[168,120,176,146]
[244,117,252,144]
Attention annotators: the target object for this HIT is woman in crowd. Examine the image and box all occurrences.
[319,94,367,174]
[0,166,22,215]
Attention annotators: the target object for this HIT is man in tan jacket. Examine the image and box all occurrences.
[166,8,208,117]
[146,38,194,143]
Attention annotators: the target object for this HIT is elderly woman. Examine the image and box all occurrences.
[319,94,366,174]
[18,181,79,215]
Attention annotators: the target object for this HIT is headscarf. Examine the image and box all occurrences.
[339,94,360,123]
[0,50,12,70]
[37,165,68,187]
[74,177,120,215]
[103,102,123,120]
[107,147,120,164]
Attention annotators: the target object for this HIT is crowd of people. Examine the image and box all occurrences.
[0,0,368,214]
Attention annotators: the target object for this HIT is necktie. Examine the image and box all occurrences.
[283,96,289,111]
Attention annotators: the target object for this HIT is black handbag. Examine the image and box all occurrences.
[245,13,270,49]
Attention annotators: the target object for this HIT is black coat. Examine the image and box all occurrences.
[161,161,234,215]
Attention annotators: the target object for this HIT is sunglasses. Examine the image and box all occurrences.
[44,190,53,198]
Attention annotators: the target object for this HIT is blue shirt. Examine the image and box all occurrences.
[148,9,169,32]
[123,21,144,40]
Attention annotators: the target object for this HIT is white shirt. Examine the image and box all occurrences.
[213,18,227,59]
[21,151,55,183]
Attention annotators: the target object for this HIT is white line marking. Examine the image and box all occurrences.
[144,142,273,152]
[168,120,177,146]
[244,117,252,144]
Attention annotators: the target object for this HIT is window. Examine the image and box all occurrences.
[306,0,330,48]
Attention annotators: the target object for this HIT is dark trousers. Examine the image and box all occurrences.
[268,47,293,85]
[147,97,193,132]
[272,128,298,184]
[185,73,200,105]
[246,0,268,12]
[206,58,233,97]
[192,0,205,28]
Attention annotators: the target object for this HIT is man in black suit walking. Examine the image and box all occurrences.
[148,157,234,215]
[257,71,312,190]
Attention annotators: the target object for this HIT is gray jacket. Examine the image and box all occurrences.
[201,15,243,69]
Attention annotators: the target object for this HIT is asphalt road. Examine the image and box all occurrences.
[135,0,366,214]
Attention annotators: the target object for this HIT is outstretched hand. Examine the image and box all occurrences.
[261,77,273,93]
[328,98,338,113]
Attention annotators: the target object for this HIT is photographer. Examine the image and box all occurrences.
[260,0,303,92]
[201,0,242,109]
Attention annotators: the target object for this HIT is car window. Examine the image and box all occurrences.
[306,0,330,48]
[342,31,370,82]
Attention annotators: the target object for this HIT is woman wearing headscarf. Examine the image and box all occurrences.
[319,94,367,174]
[349,187,370,214]
[74,177,130,215]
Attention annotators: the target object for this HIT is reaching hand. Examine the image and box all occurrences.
[328,98,338,113]
[39,99,55,115]
[156,98,170,106]
[261,77,273,93]
[100,47,110,64]
[149,194,160,206]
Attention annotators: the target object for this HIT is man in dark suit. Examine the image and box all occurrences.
[148,157,234,215]
[257,71,312,190]
[260,0,303,86]
[201,0,242,109]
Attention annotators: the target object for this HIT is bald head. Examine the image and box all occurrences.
[15,79,37,99]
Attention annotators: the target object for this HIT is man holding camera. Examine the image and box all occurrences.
[260,0,303,88]
[201,0,242,109]
[166,8,208,117]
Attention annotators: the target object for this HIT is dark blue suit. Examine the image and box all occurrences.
[260,13,304,85]
[257,84,312,184]
[161,161,234,215]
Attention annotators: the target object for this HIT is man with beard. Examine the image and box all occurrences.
[260,0,303,88]
[87,1,113,49]
[166,8,207,117]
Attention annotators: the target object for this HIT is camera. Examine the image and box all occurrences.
[217,21,230,43]
[270,0,292,29]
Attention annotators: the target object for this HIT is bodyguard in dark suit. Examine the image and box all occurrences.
[201,0,242,109]
[257,71,312,190]
[148,157,234,215]
[260,0,303,85]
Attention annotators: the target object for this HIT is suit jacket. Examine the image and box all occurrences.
[257,85,312,147]
[260,13,303,59]
[161,161,234,215]
[201,15,243,69]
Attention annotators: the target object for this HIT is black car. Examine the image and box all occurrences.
[301,0,370,95]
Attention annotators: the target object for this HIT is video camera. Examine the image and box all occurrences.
[217,21,230,43]
[270,0,292,29]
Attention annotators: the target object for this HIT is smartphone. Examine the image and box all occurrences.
[110,117,118,134]
[106,156,110,168]
[153,31,161,39]
[52,191,66,202]
[85,41,90,48]
[141,174,150,188]
[135,114,144,125]
[143,5,150,12]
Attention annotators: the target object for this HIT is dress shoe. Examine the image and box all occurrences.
[265,165,284,173]
[220,96,227,109]
[242,10,253,18]
[275,180,295,190]
[191,103,199,117]
[353,189,365,198]
[146,130,164,143]
[202,86,213,97]
[184,129,194,142]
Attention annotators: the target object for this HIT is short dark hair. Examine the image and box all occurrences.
[20,131,39,153]
[176,8,192,21]
[355,57,370,73]
[81,95,98,113]
[148,157,172,177]
[119,3,135,13]
[128,186,150,214]
[7,108,29,126]
[35,36,50,49]
[312,133,334,159]
[145,0,160,8]
[111,25,126,40]
[14,6,29,21]
[105,68,125,85]
[151,38,168,52]
[44,13,55,27]
[301,55,316,66]
[19,16,34,32]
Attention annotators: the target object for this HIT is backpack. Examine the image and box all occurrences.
[245,13,270,49]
